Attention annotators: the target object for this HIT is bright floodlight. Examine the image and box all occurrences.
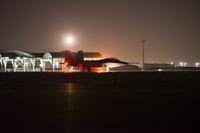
[179,62,184,67]
[195,62,200,67]
[64,35,75,45]
[170,62,174,65]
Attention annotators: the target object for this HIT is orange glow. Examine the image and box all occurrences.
[64,61,69,66]
[90,67,105,73]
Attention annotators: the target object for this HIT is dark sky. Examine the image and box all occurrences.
[0,0,200,62]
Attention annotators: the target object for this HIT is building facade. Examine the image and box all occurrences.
[0,50,104,72]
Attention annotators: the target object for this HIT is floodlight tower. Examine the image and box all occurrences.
[141,39,146,70]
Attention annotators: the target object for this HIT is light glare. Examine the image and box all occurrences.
[195,62,200,67]
[64,35,75,45]
[179,62,184,67]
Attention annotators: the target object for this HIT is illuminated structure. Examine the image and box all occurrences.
[83,52,103,61]
[0,50,126,72]
[0,50,36,72]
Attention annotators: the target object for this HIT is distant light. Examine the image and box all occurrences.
[61,59,65,64]
[195,62,200,67]
[184,62,187,67]
[64,35,75,45]
[179,62,184,67]
[170,62,174,65]
[64,61,69,66]
[39,62,43,68]
[158,69,162,71]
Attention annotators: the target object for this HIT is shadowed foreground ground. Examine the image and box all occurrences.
[0,72,200,133]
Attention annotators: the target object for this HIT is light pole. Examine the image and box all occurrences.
[141,40,146,70]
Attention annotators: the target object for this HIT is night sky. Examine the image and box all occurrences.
[0,0,200,63]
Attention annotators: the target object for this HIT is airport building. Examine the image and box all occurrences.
[2,50,199,72]
[0,50,106,72]
[0,50,128,72]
